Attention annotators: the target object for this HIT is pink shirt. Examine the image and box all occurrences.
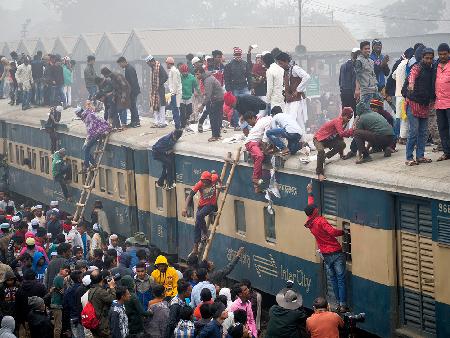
[435,61,450,109]
[230,298,257,337]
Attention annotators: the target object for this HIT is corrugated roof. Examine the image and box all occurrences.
[35,37,56,54]
[52,35,78,56]
[124,25,357,58]
[83,33,103,52]
[366,33,450,55]
[7,40,20,52]
[17,39,39,55]
[72,33,103,61]
[95,32,130,61]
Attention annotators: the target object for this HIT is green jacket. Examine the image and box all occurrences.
[89,285,116,336]
[63,65,73,86]
[121,275,150,334]
[181,73,199,100]
[50,275,64,309]
[52,151,64,178]
[356,111,394,136]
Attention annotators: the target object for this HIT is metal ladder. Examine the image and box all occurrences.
[73,134,110,222]
[200,146,242,261]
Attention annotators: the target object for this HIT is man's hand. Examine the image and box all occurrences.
[354,89,360,101]
[236,247,245,257]
[181,209,187,217]
[382,55,390,65]
[408,83,414,92]
[197,105,204,113]
[108,279,116,289]
[307,183,313,194]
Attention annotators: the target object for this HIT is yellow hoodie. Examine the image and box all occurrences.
[151,255,179,297]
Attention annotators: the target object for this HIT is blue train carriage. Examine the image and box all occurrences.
[0,101,144,236]
[172,131,450,338]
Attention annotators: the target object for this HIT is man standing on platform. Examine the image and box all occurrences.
[117,56,141,128]
[146,55,168,128]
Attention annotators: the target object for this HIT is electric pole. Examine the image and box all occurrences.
[21,19,31,39]
[298,0,302,46]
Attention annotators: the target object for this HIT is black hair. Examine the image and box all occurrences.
[135,262,146,270]
[304,204,317,216]
[70,270,83,283]
[200,287,212,302]
[93,249,103,259]
[438,43,450,53]
[106,248,118,259]
[20,253,32,262]
[90,271,102,284]
[117,56,127,63]
[56,233,66,244]
[103,256,114,270]
[215,294,228,307]
[313,296,328,309]
[360,41,370,49]
[94,76,104,85]
[196,268,208,281]
[136,249,147,261]
[231,283,244,300]
[186,53,194,61]
[183,268,195,281]
[177,279,191,295]
[209,302,225,319]
[199,303,212,319]
[275,52,291,63]
[23,269,36,281]
[271,106,282,116]
[271,47,282,58]
[179,305,193,320]
[73,246,83,255]
[195,68,205,74]
[100,67,112,77]
[186,254,199,268]
[152,284,165,298]
[262,53,275,67]
[57,243,72,255]
[413,43,424,52]
[212,50,223,57]
[60,264,71,272]
[197,259,208,270]
[243,111,256,122]
[116,286,128,300]
[241,279,251,288]
[87,55,96,62]
[233,309,247,325]
[227,323,244,338]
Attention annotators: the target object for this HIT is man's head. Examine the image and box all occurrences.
[233,47,242,61]
[152,284,165,299]
[194,67,204,81]
[145,55,156,68]
[57,242,72,258]
[199,171,213,187]
[210,302,228,321]
[438,43,449,64]
[200,287,212,302]
[179,63,189,75]
[23,269,36,281]
[262,53,275,68]
[275,52,291,70]
[135,262,147,280]
[116,56,127,69]
[371,39,382,55]
[243,112,257,127]
[73,246,83,260]
[77,222,87,234]
[87,55,95,65]
[20,253,33,267]
[351,47,360,61]
[109,234,119,248]
[186,53,194,62]
[313,296,328,311]
[232,283,250,302]
[200,303,212,319]
[25,237,35,249]
[93,248,103,260]
[3,193,10,202]
[100,67,112,77]
[421,48,435,67]
[179,305,194,321]
[10,52,18,60]
[360,41,371,57]
[59,264,71,278]
[166,56,175,69]
[70,270,83,284]
[196,268,208,282]
[154,255,169,273]
[304,204,317,216]
[178,279,192,299]
[341,107,354,123]
[116,286,131,303]
[212,50,223,65]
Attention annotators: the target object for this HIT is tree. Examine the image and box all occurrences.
[381,0,445,36]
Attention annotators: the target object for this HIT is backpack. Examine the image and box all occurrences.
[174,319,195,338]
[81,289,99,329]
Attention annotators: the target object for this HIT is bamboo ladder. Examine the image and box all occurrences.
[73,134,110,222]
[201,146,242,261]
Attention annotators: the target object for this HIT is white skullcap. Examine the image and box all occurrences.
[145,55,154,62]
[35,205,43,209]
[82,275,91,287]
[352,47,360,53]
[191,57,201,65]
[50,201,59,206]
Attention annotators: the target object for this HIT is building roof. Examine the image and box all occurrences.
[95,32,130,61]
[34,37,56,55]
[122,25,358,60]
[71,33,103,61]
[17,39,39,55]
[52,35,78,57]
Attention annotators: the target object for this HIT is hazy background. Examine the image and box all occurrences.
[0,0,448,42]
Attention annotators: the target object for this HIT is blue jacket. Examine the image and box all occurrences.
[152,132,177,154]
[370,52,390,90]
[32,252,48,283]
[198,320,223,338]
[339,59,356,95]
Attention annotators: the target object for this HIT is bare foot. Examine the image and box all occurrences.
[318,174,326,181]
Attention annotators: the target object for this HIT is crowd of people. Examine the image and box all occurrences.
[0,190,350,338]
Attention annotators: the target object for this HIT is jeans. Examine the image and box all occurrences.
[153,152,175,186]
[232,88,250,127]
[63,85,72,106]
[86,85,97,100]
[194,204,217,244]
[33,79,45,105]
[323,251,347,306]
[0,79,4,98]
[50,85,65,106]
[70,320,85,338]
[118,109,127,126]
[406,106,428,160]
[130,92,140,125]
[170,95,181,129]
[22,89,31,108]
[83,134,102,169]
[266,128,301,154]
[436,108,450,155]
[360,92,381,107]
[54,163,72,199]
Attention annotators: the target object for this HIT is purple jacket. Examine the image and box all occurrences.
[81,110,111,140]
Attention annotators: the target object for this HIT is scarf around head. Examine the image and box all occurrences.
[150,61,161,111]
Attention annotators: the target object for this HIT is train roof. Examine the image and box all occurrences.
[1,101,449,201]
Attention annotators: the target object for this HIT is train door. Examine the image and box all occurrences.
[397,199,436,336]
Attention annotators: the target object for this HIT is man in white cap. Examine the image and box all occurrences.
[339,48,360,112]
[146,55,168,128]
[33,205,46,227]
[166,56,182,129]
[46,201,59,221]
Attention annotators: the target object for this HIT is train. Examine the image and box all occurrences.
[0,101,449,338]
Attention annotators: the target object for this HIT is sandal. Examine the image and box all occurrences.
[417,157,432,163]
[437,154,450,161]
[208,137,220,142]
[405,160,418,166]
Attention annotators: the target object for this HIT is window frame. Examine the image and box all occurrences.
[263,206,276,243]
[234,200,246,235]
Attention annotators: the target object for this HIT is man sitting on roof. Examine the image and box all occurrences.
[183,171,220,257]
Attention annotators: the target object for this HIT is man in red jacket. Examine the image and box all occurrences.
[304,183,348,313]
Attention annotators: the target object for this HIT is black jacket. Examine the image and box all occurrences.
[265,305,307,338]
[408,63,434,105]
[15,280,47,322]
[31,60,44,80]
[46,64,64,86]
[28,309,54,338]
[224,59,251,92]
[339,60,356,95]
[235,95,267,115]
[63,282,81,320]
[125,64,141,95]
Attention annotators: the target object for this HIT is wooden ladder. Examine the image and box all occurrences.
[201,146,242,261]
[73,134,110,223]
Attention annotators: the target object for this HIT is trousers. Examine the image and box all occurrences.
[323,251,347,306]
[245,141,264,181]
[194,204,217,244]
[313,137,346,175]
[437,108,450,155]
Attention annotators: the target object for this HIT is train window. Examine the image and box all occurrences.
[234,200,246,235]
[81,163,86,185]
[184,188,194,218]
[71,160,79,183]
[342,221,351,261]
[39,151,45,173]
[155,183,164,211]
[105,169,114,195]
[27,148,31,165]
[15,145,19,164]
[19,146,24,165]
[117,172,126,199]
[98,167,106,192]
[263,207,276,243]
[44,154,49,174]
[8,143,13,163]
[32,150,36,170]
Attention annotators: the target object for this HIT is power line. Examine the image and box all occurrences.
[309,1,450,22]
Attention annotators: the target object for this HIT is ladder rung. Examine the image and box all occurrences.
[76,203,85,207]
[83,185,92,189]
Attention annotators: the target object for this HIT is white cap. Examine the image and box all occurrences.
[52,208,59,213]
[256,53,262,58]
[191,57,201,65]
[82,275,91,286]
[93,223,102,232]
[88,266,99,272]
[12,216,20,223]
[262,51,271,55]
[50,201,59,206]
[205,55,212,60]
[352,47,360,53]
[145,54,154,62]
[35,205,43,209]
[51,251,58,256]
[56,106,63,113]
[74,106,83,115]
[31,219,39,226]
